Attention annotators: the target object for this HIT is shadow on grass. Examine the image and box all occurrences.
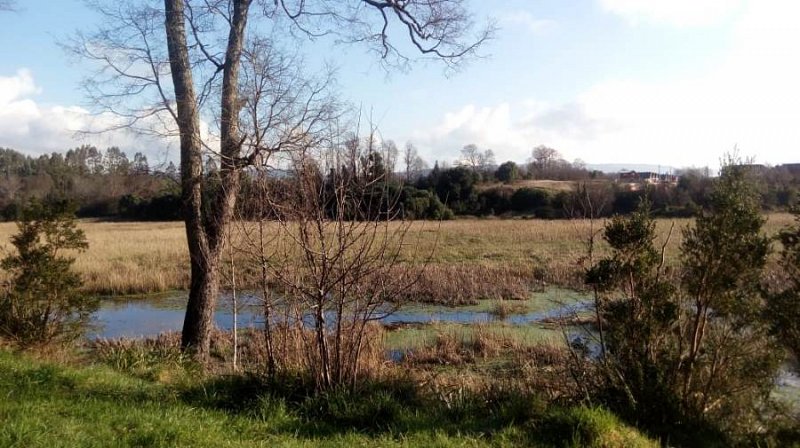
[175,372,647,446]
[0,350,658,447]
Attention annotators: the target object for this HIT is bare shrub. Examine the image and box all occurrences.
[233,127,427,391]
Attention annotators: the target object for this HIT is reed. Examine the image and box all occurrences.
[91,323,390,382]
[399,322,565,365]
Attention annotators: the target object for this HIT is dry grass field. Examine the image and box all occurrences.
[0,214,794,296]
[476,179,607,192]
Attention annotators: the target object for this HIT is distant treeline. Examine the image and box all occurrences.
[1,145,798,222]
[0,146,180,221]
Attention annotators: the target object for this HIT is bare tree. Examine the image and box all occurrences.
[530,145,561,171]
[0,1,16,12]
[564,181,613,221]
[71,0,492,361]
[381,139,399,178]
[228,164,284,378]
[233,126,426,390]
[458,144,494,171]
[402,141,427,182]
[403,142,416,182]
[458,144,479,169]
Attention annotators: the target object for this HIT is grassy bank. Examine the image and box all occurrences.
[0,349,657,447]
[0,215,793,296]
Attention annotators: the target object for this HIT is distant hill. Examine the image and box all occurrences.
[477,179,609,193]
[587,163,681,174]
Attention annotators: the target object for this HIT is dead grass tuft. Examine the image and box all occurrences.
[399,264,534,305]
[89,324,390,382]
[404,324,557,365]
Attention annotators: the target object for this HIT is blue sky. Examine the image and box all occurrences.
[1,0,798,169]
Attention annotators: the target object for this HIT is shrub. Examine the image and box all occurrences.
[585,202,683,429]
[767,210,800,362]
[0,199,97,345]
[511,187,550,213]
[118,190,182,221]
[584,158,783,442]
[495,161,520,183]
[677,161,780,437]
[434,166,480,214]
[478,186,514,215]
[401,186,453,220]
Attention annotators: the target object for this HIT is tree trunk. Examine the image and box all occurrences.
[316,305,332,390]
[164,0,250,362]
[682,301,709,407]
[183,253,221,358]
[165,0,212,359]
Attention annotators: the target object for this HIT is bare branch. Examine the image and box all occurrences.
[71,0,487,362]
[274,0,495,71]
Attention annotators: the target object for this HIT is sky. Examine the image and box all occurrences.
[1,0,799,170]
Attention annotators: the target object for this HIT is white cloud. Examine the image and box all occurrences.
[411,103,520,163]
[413,0,800,168]
[0,68,38,105]
[598,0,743,27]
[522,102,618,140]
[499,11,557,34]
[410,101,614,164]
[0,69,176,163]
[578,0,800,166]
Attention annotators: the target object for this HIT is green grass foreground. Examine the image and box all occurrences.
[0,350,657,448]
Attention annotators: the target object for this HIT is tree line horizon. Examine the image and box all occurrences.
[2,143,798,223]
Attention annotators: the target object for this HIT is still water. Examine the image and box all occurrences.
[87,292,591,339]
[86,292,799,408]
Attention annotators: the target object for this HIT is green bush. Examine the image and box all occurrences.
[768,210,800,362]
[478,186,514,215]
[0,199,97,345]
[585,159,783,443]
[401,186,453,220]
[511,187,550,213]
[495,161,520,183]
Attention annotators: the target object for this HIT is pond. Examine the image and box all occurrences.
[87,290,592,339]
[88,294,261,339]
[86,290,800,409]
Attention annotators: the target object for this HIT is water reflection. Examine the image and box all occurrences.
[87,292,592,339]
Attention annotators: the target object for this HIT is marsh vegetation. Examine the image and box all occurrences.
[1,214,794,296]
[2,150,800,447]
[2,209,799,446]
